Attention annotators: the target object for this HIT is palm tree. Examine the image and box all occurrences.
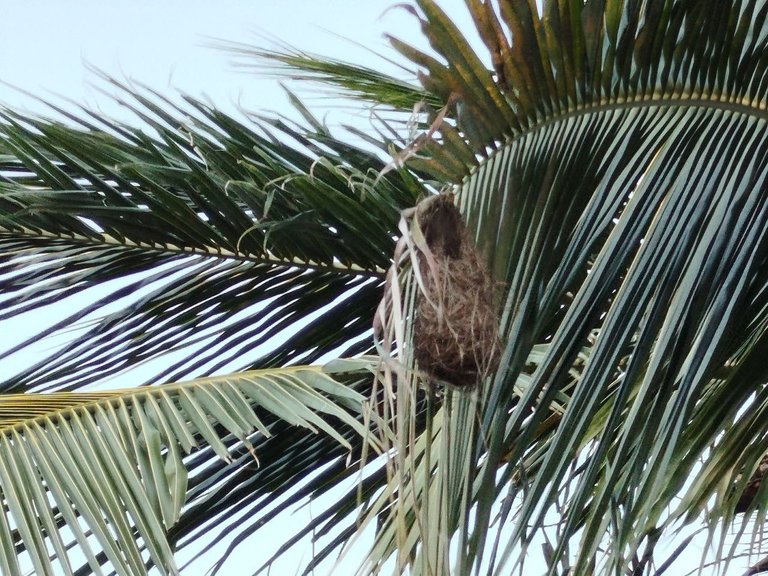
[3,0,768,574]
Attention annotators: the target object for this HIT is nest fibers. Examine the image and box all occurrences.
[375,194,501,389]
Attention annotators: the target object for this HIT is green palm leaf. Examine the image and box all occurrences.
[0,363,373,576]
[0,81,424,392]
[253,0,768,574]
[5,0,768,574]
[0,78,420,573]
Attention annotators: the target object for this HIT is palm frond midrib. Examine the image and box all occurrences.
[504,93,768,143]
[0,229,387,277]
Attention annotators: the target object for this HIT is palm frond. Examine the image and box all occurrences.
[298,0,768,574]
[0,362,373,576]
[222,42,443,112]
[0,77,423,574]
[7,0,768,574]
[0,81,428,392]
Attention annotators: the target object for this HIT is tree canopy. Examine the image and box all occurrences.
[3,0,768,574]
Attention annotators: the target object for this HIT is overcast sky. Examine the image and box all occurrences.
[0,1,477,125]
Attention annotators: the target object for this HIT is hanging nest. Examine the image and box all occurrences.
[735,453,768,513]
[410,195,500,388]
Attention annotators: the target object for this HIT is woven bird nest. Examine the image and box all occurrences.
[410,195,500,388]
[735,453,768,513]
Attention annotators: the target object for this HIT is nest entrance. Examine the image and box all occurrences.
[411,195,500,388]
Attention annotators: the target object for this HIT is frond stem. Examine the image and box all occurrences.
[507,95,768,149]
[1,226,387,278]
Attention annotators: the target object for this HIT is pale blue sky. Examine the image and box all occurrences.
[0,1,474,124]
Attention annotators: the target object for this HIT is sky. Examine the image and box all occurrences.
[0,1,475,125]
[0,2,475,575]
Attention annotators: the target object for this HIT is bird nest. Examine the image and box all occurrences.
[409,195,500,388]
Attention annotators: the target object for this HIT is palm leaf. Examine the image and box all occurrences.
[222,42,443,111]
[0,362,373,576]
[0,77,422,573]
[252,0,768,574]
[6,0,768,574]
[0,79,427,393]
